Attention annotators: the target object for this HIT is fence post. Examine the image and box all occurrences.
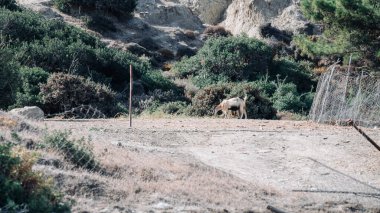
[129,65,133,128]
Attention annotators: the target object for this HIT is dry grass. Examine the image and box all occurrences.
[0,112,271,212]
[48,142,273,212]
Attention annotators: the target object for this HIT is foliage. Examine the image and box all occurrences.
[271,80,314,113]
[0,9,97,46]
[269,57,316,93]
[0,8,152,90]
[0,8,170,113]
[190,83,277,119]
[82,15,117,33]
[0,48,20,110]
[0,0,19,10]
[158,101,188,115]
[140,70,178,92]
[296,0,380,67]
[53,0,137,17]
[44,130,99,171]
[12,67,49,109]
[0,143,70,212]
[40,73,117,116]
[173,36,273,87]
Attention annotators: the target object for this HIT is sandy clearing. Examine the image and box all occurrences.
[43,118,380,212]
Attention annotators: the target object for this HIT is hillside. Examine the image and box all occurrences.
[16,0,310,62]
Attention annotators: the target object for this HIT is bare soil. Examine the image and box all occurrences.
[41,118,380,212]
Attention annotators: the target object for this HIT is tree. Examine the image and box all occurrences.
[295,0,380,67]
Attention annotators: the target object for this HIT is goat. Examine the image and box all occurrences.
[214,96,248,119]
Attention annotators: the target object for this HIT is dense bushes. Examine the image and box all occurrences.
[13,67,49,108]
[53,0,137,17]
[0,0,19,10]
[0,8,151,89]
[269,57,316,92]
[173,36,273,87]
[173,35,317,115]
[190,83,277,119]
[0,7,179,116]
[0,48,20,110]
[40,73,117,115]
[0,143,70,212]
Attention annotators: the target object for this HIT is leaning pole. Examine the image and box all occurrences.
[129,65,133,128]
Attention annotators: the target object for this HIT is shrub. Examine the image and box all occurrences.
[269,57,316,93]
[53,0,137,17]
[0,143,70,212]
[40,73,117,116]
[140,70,178,92]
[173,36,273,86]
[82,15,117,33]
[0,48,20,110]
[0,0,19,10]
[0,9,98,46]
[190,83,277,119]
[203,25,232,37]
[44,130,99,171]
[271,82,303,112]
[12,67,49,108]
[0,9,152,91]
[159,101,188,115]
[176,46,196,59]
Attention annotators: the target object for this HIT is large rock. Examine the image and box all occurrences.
[136,0,203,30]
[178,0,231,25]
[222,0,307,38]
[9,106,45,120]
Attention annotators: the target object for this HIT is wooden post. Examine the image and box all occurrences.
[348,119,380,152]
[129,65,133,128]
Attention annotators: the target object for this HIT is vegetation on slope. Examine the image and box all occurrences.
[295,0,380,67]
[0,5,174,116]
[173,36,317,115]
[0,143,70,212]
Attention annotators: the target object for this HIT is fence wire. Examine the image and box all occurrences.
[310,64,380,127]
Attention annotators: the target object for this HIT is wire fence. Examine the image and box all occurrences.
[310,63,380,128]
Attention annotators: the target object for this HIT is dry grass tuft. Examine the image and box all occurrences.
[0,116,18,129]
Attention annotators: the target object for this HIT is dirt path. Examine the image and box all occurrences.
[44,118,380,212]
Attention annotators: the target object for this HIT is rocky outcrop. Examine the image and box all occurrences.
[16,0,311,66]
[222,0,307,38]
[136,0,203,30]
[177,0,231,25]
[9,106,45,120]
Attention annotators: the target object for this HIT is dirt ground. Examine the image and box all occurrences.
[38,118,380,212]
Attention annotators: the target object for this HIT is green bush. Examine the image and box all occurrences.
[190,83,277,119]
[12,67,49,108]
[0,9,152,90]
[271,81,315,113]
[0,48,20,110]
[82,15,117,33]
[0,0,19,10]
[40,73,117,116]
[44,130,99,171]
[0,143,70,212]
[140,70,179,92]
[173,36,273,87]
[0,9,98,46]
[53,0,137,17]
[159,101,188,115]
[269,57,316,93]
